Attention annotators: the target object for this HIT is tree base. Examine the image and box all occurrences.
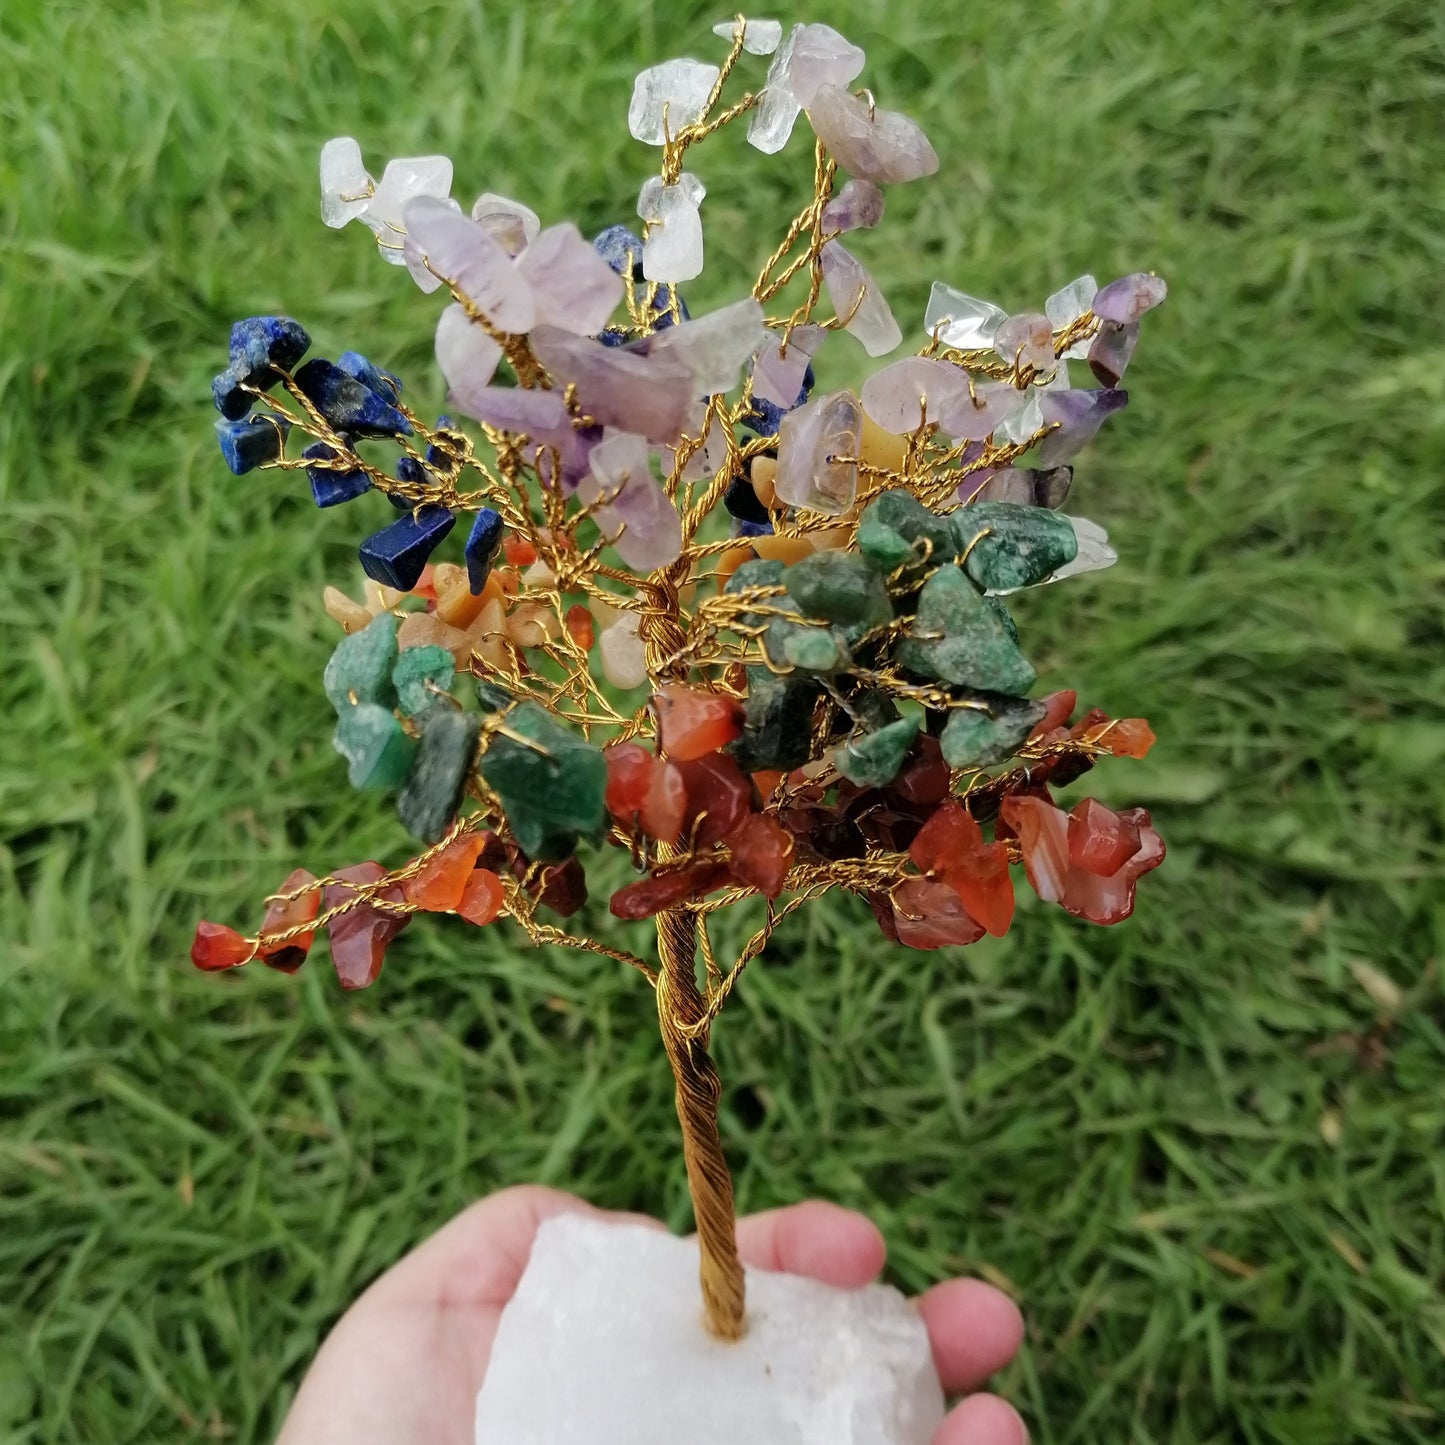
[474,1213,945,1444]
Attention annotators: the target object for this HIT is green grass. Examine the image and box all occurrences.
[2,0,1443,1440]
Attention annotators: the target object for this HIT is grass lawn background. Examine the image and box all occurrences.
[2,0,1442,1440]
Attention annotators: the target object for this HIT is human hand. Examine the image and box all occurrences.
[275,1185,1029,1445]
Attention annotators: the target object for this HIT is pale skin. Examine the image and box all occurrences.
[275,1185,1030,1445]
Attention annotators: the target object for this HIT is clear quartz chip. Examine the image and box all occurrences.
[710,17,784,53]
[821,242,901,357]
[629,59,722,145]
[470,193,541,256]
[924,282,1007,350]
[1045,274,1098,359]
[320,137,374,229]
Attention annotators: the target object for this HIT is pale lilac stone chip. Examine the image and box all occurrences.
[806,85,938,185]
[648,298,768,395]
[820,242,901,357]
[1086,320,1140,387]
[775,390,862,515]
[470,193,541,256]
[404,197,536,332]
[1091,273,1167,324]
[516,223,625,336]
[860,357,969,434]
[751,323,825,406]
[994,313,1055,371]
[531,326,696,444]
[1037,388,1129,466]
[786,23,865,106]
[583,431,683,571]
[937,382,1027,442]
[821,178,886,234]
[435,304,503,405]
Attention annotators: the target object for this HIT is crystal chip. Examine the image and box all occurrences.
[925,283,1007,350]
[775,390,861,515]
[629,59,722,145]
[806,85,938,185]
[860,356,968,434]
[404,196,535,332]
[435,303,503,402]
[1044,274,1097,359]
[648,298,767,394]
[639,178,706,283]
[516,223,626,336]
[747,25,802,153]
[320,137,373,228]
[364,154,454,263]
[583,430,683,571]
[821,242,901,356]
[821,177,885,233]
[787,23,866,106]
[470,192,541,255]
[711,17,784,53]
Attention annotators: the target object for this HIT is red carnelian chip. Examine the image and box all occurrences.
[258,867,321,968]
[1101,717,1156,759]
[678,752,751,846]
[1031,689,1077,737]
[644,759,688,845]
[654,684,744,762]
[1061,811,1164,924]
[405,833,487,912]
[891,878,985,950]
[604,745,687,844]
[457,868,506,925]
[751,770,786,803]
[609,863,729,921]
[190,921,253,971]
[908,799,981,876]
[955,847,1015,938]
[726,814,795,898]
[998,795,1071,903]
[535,857,587,919]
[503,536,538,567]
[1067,798,1142,877]
[564,604,596,652]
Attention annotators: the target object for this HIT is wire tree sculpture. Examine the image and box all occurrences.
[191,17,1167,1342]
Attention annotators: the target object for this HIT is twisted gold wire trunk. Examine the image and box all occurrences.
[654,907,747,1340]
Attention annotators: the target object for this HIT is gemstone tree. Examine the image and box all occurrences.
[192,16,1168,1343]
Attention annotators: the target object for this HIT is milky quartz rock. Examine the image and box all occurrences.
[649,297,768,394]
[630,58,722,144]
[806,85,939,185]
[474,1216,945,1445]
[776,390,861,514]
[470,192,541,256]
[435,303,503,399]
[583,430,683,571]
[404,196,536,331]
[925,283,1007,350]
[531,325,696,444]
[638,174,707,283]
[1044,274,1097,359]
[821,242,901,357]
[516,222,625,335]
[861,356,968,434]
[822,177,886,234]
[320,137,373,228]
[752,323,824,406]
[711,16,784,53]
[365,155,454,263]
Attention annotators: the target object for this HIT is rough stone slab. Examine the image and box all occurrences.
[474,1214,945,1444]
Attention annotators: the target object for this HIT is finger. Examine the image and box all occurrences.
[916,1277,1025,1394]
[932,1392,1029,1445]
[734,1200,887,1287]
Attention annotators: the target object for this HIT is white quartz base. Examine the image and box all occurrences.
[474,1213,945,1445]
